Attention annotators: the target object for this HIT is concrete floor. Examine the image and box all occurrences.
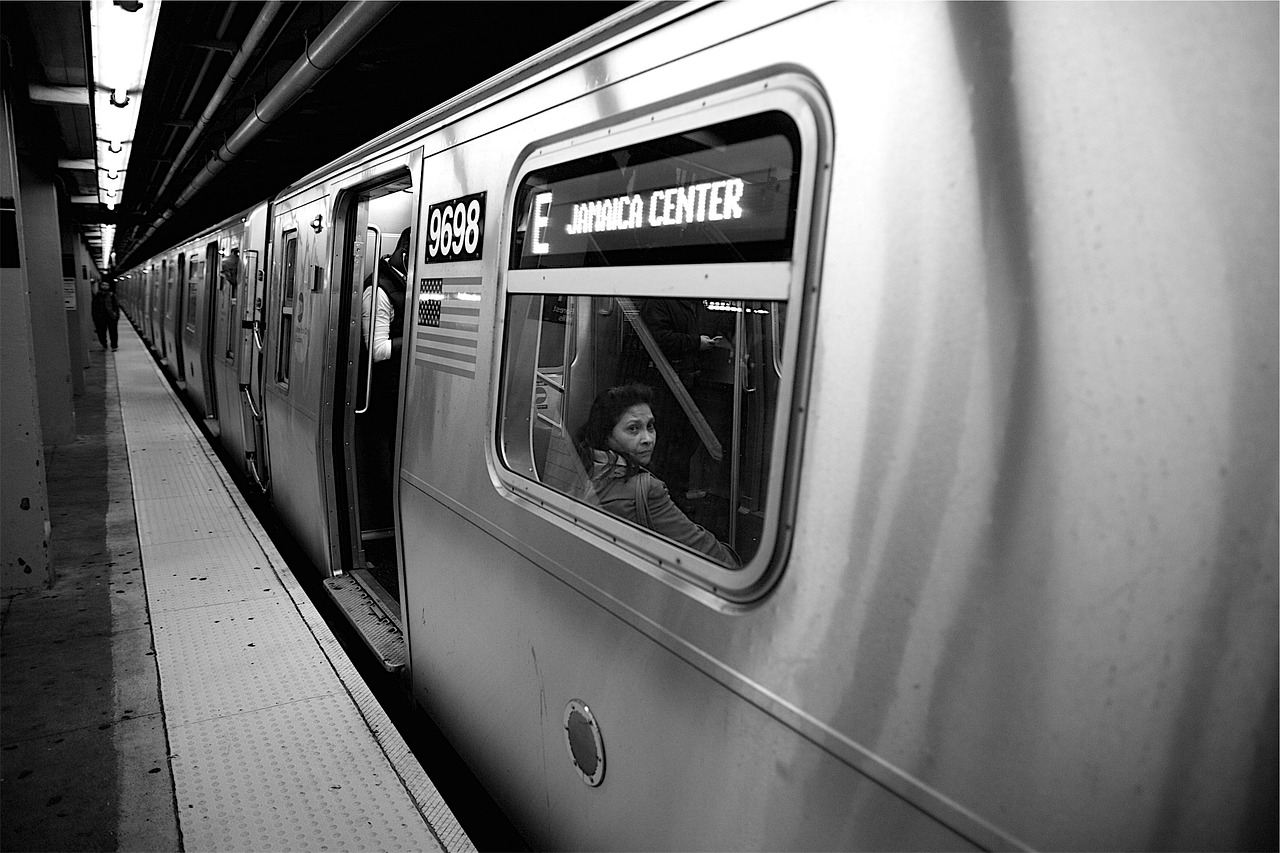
[2,344,180,852]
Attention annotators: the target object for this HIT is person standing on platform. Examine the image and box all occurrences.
[91,280,119,350]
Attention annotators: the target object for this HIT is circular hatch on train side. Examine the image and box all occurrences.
[563,699,605,787]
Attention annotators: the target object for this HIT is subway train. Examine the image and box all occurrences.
[114,2,1278,850]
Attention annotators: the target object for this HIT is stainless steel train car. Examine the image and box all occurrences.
[115,2,1278,849]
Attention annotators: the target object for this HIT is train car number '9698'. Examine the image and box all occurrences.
[424,192,485,263]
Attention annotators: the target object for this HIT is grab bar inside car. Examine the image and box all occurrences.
[355,225,382,415]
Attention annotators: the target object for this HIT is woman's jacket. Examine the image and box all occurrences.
[586,450,737,567]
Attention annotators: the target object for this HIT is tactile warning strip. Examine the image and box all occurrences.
[168,696,434,853]
[153,596,342,726]
[113,330,473,853]
[133,499,248,546]
[142,535,279,611]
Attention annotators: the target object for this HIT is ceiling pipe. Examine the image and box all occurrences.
[149,1,282,203]
[134,0,397,255]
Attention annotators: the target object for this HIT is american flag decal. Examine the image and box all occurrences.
[414,276,481,379]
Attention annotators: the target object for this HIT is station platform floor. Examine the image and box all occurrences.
[1,323,474,852]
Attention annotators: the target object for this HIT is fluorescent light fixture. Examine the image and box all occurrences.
[100,225,116,262]
[89,0,162,262]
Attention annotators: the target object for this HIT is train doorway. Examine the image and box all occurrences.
[173,252,188,388]
[158,258,171,363]
[199,240,220,426]
[332,173,415,613]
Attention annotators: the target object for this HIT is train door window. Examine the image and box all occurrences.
[163,259,176,356]
[223,245,240,362]
[276,230,299,386]
[186,256,201,332]
[496,79,827,601]
[161,259,170,322]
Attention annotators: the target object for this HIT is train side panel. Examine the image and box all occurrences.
[105,2,1275,849]
[399,483,977,850]
[257,191,337,573]
[399,3,986,848]
[202,222,250,456]
[396,2,1276,850]
[178,234,217,418]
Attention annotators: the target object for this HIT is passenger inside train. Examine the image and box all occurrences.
[574,383,739,567]
[501,112,798,573]
[634,297,735,518]
[503,289,776,569]
[219,246,239,289]
[358,226,411,529]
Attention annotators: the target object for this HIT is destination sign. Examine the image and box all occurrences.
[544,177,746,244]
[512,111,799,269]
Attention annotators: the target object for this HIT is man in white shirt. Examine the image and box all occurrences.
[358,227,411,527]
[361,228,411,371]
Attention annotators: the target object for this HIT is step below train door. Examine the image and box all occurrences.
[323,167,417,671]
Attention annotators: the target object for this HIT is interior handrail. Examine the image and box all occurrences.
[355,225,382,415]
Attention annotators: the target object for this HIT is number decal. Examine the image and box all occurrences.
[464,200,481,253]
[451,203,466,255]
[428,207,442,257]
[424,192,486,263]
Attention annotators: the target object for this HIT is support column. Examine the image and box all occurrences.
[75,235,97,361]
[0,85,51,589]
[18,158,75,445]
[65,230,87,397]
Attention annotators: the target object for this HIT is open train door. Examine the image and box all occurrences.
[237,203,271,492]
[157,258,172,364]
[172,251,188,389]
[322,164,418,671]
[198,239,221,429]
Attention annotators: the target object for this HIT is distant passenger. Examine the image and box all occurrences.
[220,247,239,289]
[575,384,738,567]
[91,280,120,350]
[638,298,733,517]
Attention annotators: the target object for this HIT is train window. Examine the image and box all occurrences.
[501,294,786,572]
[496,86,825,600]
[276,230,298,385]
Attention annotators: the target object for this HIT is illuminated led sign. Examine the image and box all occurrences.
[545,178,746,245]
[513,112,799,269]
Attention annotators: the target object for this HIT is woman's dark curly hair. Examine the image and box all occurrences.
[575,383,654,469]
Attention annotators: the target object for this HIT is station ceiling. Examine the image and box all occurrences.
[3,0,634,272]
